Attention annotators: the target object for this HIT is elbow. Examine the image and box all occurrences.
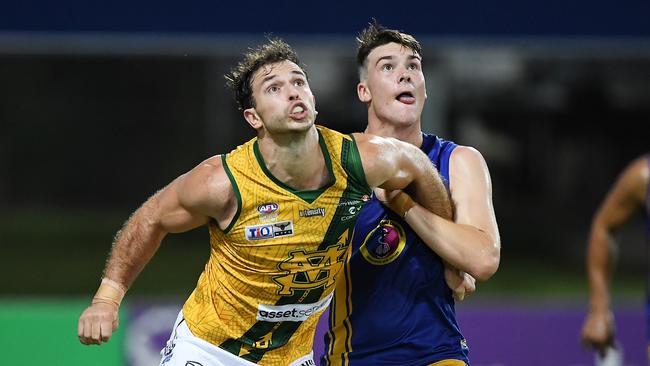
[471,242,500,282]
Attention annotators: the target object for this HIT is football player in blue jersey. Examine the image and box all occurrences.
[320,22,501,366]
[581,153,650,362]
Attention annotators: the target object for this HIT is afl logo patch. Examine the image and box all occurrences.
[257,202,279,214]
[360,219,406,265]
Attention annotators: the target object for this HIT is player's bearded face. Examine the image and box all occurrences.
[248,60,317,134]
[361,42,426,126]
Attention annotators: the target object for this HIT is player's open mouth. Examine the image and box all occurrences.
[396,92,415,104]
[289,102,308,120]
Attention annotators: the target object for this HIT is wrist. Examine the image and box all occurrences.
[588,301,610,314]
[93,278,127,307]
[390,191,416,219]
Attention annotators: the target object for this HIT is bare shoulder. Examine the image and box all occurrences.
[352,132,409,159]
[351,132,395,152]
[352,132,408,188]
[177,155,235,217]
[617,154,649,201]
[449,145,490,182]
[450,145,487,168]
[625,155,649,183]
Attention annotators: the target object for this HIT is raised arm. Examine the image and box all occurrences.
[77,155,236,345]
[581,156,648,352]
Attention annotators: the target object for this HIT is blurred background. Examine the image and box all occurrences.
[1,1,649,365]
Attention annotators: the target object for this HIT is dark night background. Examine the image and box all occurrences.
[1,2,649,363]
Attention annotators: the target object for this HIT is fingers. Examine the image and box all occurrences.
[447,269,476,302]
[580,312,614,353]
[463,273,476,295]
[78,309,94,345]
[582,338,610,358]
[77,303,119,345]
[582,333,613,352]
[91,318,102,343]
[77,318,85,342]
[100,320,114,342]
[452,275,475,302]
[452,275,466,302]
[453,289,465,302]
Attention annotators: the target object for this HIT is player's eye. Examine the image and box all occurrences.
[408,63,420,71]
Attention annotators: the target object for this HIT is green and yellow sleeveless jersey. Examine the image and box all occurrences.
[182,126,372,365]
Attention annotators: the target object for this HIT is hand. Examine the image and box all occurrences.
[78,300,120,345]
[581,308,614,356]
[444,263,476,301]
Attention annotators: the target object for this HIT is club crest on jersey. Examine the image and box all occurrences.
[360,219,407,265]
[245,221,294,241]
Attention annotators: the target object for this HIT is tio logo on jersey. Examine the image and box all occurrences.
[245,221,294,241]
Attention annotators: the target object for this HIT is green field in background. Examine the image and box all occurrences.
[0,208,644,301]
[0,300,126,365]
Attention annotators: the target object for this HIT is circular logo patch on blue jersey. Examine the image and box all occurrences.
[359,219,406,265]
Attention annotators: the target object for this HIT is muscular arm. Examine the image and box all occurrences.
[354,133,452,219]
[400,146,500,281]
[355,133,478,298]
[78,155,236,345]
[581,156,648,351]
[103,156,235,287]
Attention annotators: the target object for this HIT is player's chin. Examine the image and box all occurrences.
[287,117,315,130]
[391,113,418,126]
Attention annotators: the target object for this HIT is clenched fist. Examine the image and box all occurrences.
[78,300,120,345]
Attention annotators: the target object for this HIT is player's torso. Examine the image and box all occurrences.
[322,134,469,366]
[184,126,371,366]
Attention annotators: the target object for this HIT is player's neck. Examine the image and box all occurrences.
[365,118,423,148]
[257,128,329,190]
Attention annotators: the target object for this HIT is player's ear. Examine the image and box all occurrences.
[357,81,371,103]
[244,108,263,130]
[312,94,318,118]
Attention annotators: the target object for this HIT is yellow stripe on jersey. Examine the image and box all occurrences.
[428,360,467,366]
[182,126,371,366]
[323,252,354,366]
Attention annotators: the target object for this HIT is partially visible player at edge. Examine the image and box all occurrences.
[77,38,454,366]
[320,22,501,366]
[581,153,650,361]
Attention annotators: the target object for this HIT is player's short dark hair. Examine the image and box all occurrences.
[225,38,304,111]
[356,20,422,78]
